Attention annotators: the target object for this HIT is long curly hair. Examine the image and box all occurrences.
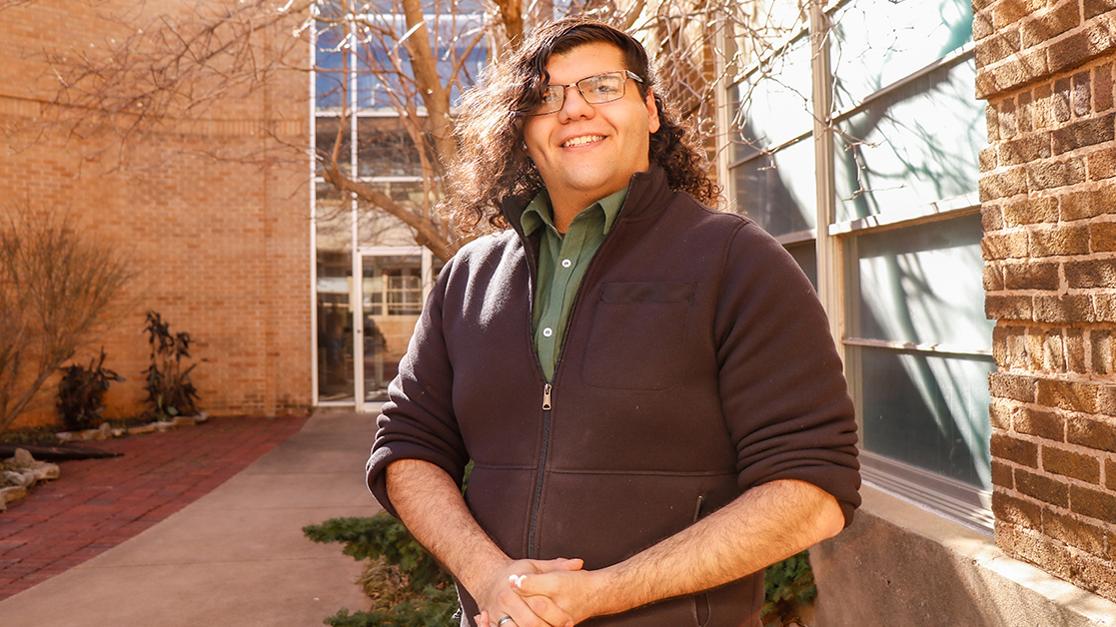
[445,17,720,232]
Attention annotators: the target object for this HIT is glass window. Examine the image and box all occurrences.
[316,183,354,403]
[855,346,994,489]
[315,21,347,110]
[316,115,352,176]
[731,34,814,161]
[357,202,419,248]
[833,59,985,222]
[849,214,991,348]
[786,240,818,291]
[733,136,816,237]
[847,214,992,493]
[357,117,422,178]
[829,0,974,109]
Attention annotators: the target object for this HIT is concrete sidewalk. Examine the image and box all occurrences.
[0,410,381,626]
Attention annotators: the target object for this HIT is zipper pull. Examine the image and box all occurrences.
[542,383,552,410]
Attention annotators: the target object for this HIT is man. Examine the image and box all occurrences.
[366,18,860,627]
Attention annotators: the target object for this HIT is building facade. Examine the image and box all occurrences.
[0,1,313,426]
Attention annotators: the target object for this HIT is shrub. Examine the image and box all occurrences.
[57,347,124,431]
[303,514,458,626]
[763,550,817,626]
[142,311,200,419]
[0,207,131,434]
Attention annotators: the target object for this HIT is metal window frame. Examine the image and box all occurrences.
[721,0,992,530]
[310,16,439,411]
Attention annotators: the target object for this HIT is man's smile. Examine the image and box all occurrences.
[560,134,606,148]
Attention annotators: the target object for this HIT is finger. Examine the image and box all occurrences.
[526,557,584,572]
[504,593,550,627]
[524,593,576,627]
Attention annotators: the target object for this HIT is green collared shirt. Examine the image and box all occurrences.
[520,187,627,382]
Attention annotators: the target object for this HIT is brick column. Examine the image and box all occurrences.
[976,0,1116,601]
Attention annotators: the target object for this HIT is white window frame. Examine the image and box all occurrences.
[719,0,992,532]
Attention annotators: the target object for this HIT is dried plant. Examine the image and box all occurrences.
[0,207,132,434]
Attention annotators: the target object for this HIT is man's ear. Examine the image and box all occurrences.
[645,88,661,134]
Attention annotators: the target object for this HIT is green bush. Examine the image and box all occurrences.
[762,550,816,626]
[303,514,458,626]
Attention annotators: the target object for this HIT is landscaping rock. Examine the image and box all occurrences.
[56,431,75,442]
[195,411,209,423]
[3,470,31,488]
[171,416,196,427]
[128,424,157,435]
[111,428,126,438]
[1,485,28,506]
[11,448,34,467]
[31,463,60,482]
[154,421,175,433]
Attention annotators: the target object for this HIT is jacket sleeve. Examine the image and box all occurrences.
[365,256,467,519]
[714,221,861,528]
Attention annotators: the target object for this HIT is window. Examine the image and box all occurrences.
[724,0,990,529]
[310,11,486,407]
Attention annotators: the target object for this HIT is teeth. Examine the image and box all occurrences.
[563,135,604,147]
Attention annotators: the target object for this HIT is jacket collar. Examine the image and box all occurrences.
[501,164,671,243]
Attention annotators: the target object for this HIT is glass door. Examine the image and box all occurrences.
[357,249,424,406]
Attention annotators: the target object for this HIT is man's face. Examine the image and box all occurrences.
[522,42,661,205]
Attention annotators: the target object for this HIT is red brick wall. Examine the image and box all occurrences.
[0,1,312,427]
[977,0,1116,601]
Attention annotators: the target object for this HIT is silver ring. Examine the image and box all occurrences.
[496,617,516,627]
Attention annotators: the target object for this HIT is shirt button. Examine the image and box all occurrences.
[542,327,553,338]
[561,258,572,268]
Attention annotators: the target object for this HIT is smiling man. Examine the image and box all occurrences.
[366,18,861,627]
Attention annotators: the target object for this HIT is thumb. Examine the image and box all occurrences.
[509,571,555,597]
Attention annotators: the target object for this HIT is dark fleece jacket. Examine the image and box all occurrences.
[366,166,861,626]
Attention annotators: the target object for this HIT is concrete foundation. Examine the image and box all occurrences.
[811,485,1116,627]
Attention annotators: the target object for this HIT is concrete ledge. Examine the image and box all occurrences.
[811,484,1116,626]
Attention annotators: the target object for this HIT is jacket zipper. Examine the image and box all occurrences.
[523,195,632,558]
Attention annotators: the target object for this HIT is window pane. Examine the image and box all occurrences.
[733,136,816,237]
[830,0,973,109]
[357,117,422,177]
[315,21,347,110]
[785,240,817,291]
[357,181,423,247]
[833,59,985,222]
[856,345,994,490]
[316,116,352,176]
[362,254,424,402]
[849,213,990,348]
[316,183,354,402]
[730,34,813,161]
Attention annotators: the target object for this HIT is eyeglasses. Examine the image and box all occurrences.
[527,70,644,116]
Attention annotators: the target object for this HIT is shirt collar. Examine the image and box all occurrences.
[519,186,629,237]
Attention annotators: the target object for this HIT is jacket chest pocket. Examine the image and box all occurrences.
[580,281,694,390]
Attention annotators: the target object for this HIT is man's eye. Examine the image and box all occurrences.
[589,80,620,95]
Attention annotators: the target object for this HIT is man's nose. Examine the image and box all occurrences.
[557,85,595,122]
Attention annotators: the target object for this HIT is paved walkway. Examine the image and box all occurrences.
[0,410,380,626]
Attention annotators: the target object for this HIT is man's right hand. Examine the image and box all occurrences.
[471,557,584,627]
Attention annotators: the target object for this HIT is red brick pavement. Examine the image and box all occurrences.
[0,414,308,600]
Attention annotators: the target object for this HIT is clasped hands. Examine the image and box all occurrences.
[472,557,610,627]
